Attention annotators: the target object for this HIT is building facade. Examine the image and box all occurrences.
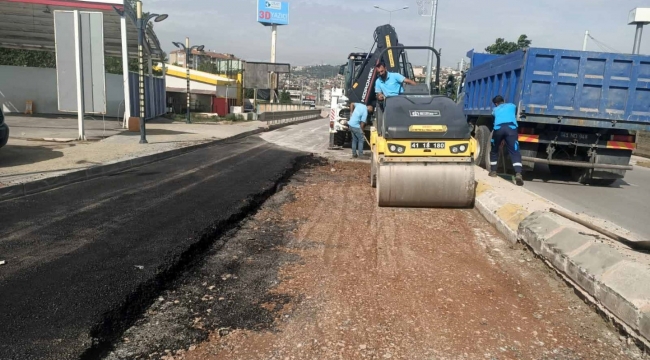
[168,49,243,77]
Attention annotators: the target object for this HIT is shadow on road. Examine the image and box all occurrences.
[119,129,193,136]
[0,144,68,168]
[524,163,630,188]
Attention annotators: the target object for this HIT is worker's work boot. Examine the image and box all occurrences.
[488,171,497,177]
[515,173,524,186]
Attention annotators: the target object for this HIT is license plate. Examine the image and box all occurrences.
[559,132,590,141]
[410,142,445,149]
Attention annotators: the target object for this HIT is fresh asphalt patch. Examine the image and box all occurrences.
[0,136,314,360]
[103,174,311,359]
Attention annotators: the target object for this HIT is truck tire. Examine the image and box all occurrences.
[548,165,571,177]
[475,125,492,169]
[586,178,618,186]
[574,170,618,187]
[333,131,346,147]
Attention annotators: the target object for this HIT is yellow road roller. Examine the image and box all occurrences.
[369,46,477,208]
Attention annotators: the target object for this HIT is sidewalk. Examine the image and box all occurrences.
[0,119,266,187]
[5,114,124,140]
[474,167,650,347]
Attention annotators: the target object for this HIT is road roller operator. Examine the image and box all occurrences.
[374,62,417,101]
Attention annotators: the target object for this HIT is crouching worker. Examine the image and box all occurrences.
[348,102,374,158]
[490,95,524,186]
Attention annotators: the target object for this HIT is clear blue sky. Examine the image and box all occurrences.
[147,0,650,67]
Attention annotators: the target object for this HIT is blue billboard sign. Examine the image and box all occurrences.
[257,0,289,26]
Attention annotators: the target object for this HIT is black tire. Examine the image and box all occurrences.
[475,125,492,169]
[580,178,618,187]
[548,165,571,177]
[0,127,8,148]
[333,131,346,147]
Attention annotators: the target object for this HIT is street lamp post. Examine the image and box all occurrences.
[135,0,168,144]
[173,40,205,123]
[425,0,439,93]
[373,5,409,24]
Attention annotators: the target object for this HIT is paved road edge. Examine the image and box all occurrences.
[0,117,324,202]
[474,176,650,348]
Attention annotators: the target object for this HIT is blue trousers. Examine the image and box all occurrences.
[490,125,522,173]
[350,127,365,156]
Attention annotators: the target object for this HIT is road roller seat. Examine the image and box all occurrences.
[380,95,471,140]
[401,83,430,95]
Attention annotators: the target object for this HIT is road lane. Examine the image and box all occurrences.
[261,118,368,162]
[0,136,308,360]
[523,163,650,239]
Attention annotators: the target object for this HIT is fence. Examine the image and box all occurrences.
[259,110,322,126]
[257,103,311,113]
[128,72,166,120]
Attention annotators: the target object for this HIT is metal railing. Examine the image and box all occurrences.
[260,110,322,126]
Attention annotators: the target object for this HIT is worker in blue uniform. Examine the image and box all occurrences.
[348,102,374,158]
[374,62,417,101]
[490,95,524,186]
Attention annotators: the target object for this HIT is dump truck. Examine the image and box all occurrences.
[462,48,650,186]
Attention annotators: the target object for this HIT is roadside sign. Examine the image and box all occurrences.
[257,0,289,26]
[54,10,106,114]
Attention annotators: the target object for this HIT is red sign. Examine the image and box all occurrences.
[259,11,271,20]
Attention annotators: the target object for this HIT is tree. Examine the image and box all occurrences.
[197,62,219,74]
[279,90,292,104]
[485,35,532,55]
[0,48,56,68]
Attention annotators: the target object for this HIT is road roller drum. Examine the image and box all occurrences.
[376,161,475,208]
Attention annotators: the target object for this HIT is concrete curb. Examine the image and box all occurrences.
[474,177,650,347]
[0,117,323,202]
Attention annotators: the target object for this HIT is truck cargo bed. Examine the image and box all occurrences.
[464,48,650,130]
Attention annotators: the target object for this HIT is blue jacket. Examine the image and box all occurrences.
[492,103,518,130]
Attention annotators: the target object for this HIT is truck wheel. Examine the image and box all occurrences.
[333,132,346,147]
[475,125,492,169]
[580,178,618,187]
[548,165,571,177]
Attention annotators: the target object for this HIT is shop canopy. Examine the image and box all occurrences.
[0,0,164,59]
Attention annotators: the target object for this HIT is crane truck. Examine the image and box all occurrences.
[328,25,414,149]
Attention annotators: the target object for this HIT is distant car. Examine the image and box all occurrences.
[0,108,8,149]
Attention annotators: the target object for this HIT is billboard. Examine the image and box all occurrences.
[244,62,291,89]
[257,0,289,26]
[54,11,106,114]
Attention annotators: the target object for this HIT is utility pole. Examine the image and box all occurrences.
[633,24,644,54]
[270,24,278,103]
[317,81,322,105]
[136,1,147,143]
[583,30,589,51]
[425,0,439,92]
[185,37,191,123]
[629,8,650,55]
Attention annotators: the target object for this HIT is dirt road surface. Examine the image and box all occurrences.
[111,161,643,360]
